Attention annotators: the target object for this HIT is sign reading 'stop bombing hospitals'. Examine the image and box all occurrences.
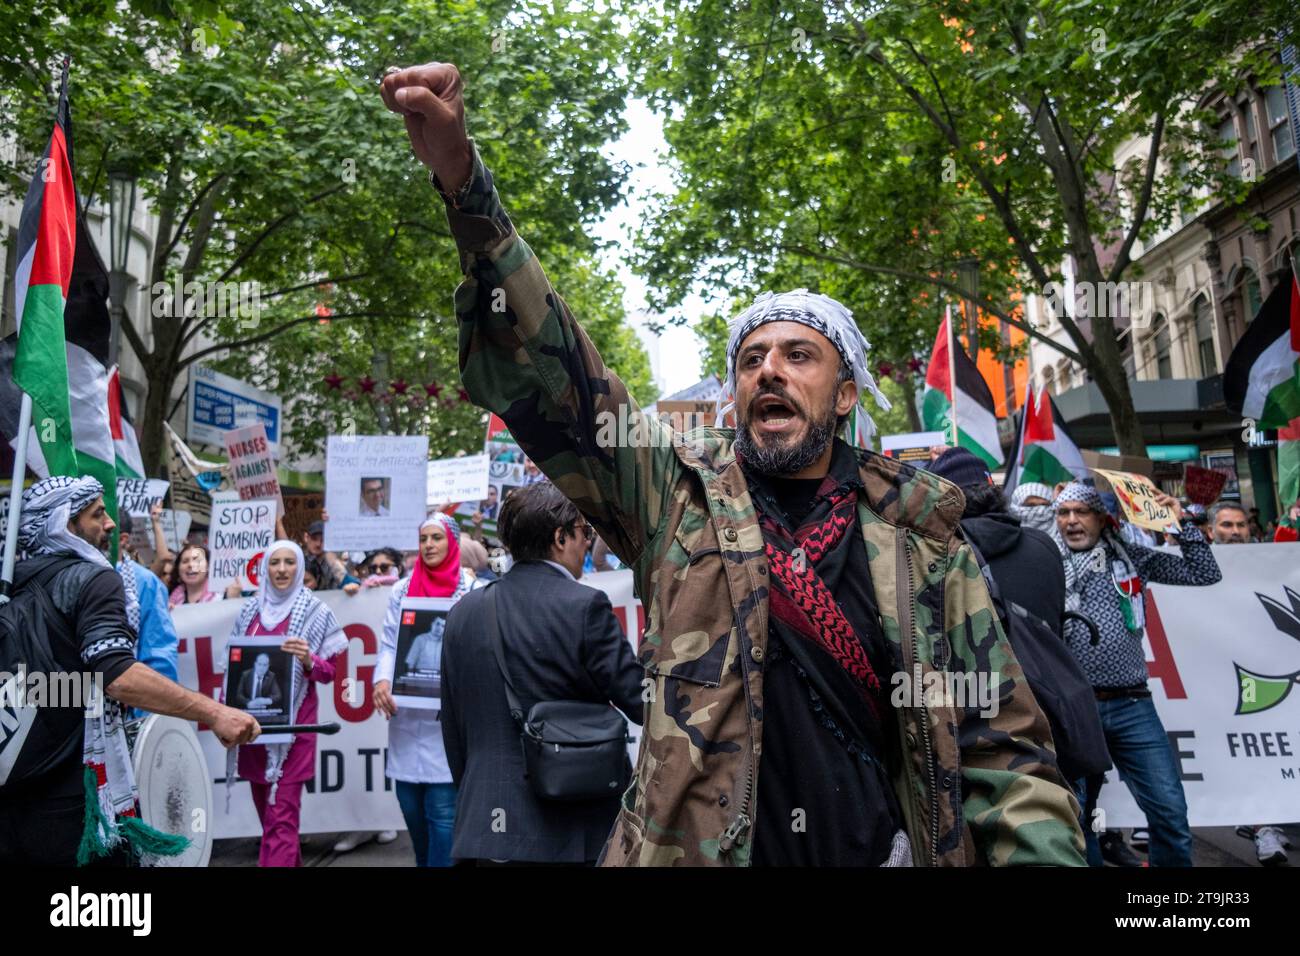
[207,498,277,593]
[187,364,282,455]
[224,423,283,517]
[324,435,429,552]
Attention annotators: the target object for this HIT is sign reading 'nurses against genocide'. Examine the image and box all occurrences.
[224,422,283,517]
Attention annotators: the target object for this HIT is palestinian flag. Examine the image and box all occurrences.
[1224,270,1300,509]
[1004,382,1088,493]
[921,308,1004,468]
[5,68,117,521]
[109,366,145,479]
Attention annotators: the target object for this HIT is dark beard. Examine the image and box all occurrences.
[735,400,838,476]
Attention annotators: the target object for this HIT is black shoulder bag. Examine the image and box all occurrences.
[485,583,631,802]
[962,532,1112,781]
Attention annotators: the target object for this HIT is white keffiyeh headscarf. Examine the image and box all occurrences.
[17,475,112,568]
[719,289,892,438]
[1051,482,1144,632]
[228,540,348,804]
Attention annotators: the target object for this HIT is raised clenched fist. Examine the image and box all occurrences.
[379,62,473,194]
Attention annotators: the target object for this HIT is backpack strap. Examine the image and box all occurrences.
[484,581,526,727]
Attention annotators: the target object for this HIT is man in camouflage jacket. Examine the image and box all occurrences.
[381,63,1085,867]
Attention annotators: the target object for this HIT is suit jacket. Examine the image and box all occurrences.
[440,561,644,863]
[235,669,282,709]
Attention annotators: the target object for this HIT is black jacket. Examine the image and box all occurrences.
[440,561,644,863]
[960,512,1066,631]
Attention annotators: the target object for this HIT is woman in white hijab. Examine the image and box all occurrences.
[228,540,347,866]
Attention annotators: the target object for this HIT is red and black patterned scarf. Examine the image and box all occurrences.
[758,480,886,721]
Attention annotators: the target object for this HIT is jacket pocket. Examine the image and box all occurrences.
[600,775,647,866]
[639,521,733,688]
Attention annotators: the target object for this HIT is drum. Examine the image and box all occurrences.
[129,715,214,867]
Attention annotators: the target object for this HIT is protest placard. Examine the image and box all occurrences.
[115,477,169,516]
[880,431,947,463]
[224,422,283,516]
[427,454,490,507]
[208,498,277,593]
[1183,464,1230,506]
[392,597,454,711]
[157,508,193,552]
[1091,467,1182,533]
[324,435,428,551]
[655,400,717,433]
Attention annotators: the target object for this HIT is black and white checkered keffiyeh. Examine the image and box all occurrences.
[721,289,892,437]
[17,475,112,569]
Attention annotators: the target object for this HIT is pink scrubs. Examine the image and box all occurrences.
[238,614,337,867]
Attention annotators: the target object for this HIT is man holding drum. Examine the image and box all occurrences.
[0,476,259,866]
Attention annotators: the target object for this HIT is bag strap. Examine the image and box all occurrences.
[485,582,526,727]
[959,526,1005,611]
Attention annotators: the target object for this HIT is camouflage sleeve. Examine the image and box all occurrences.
[439,141,678,567]
[944,541,1087,866]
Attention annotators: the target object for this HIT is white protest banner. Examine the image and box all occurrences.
[207,499,277,593]
[187,364,283,456]
[324,435,428,552]
[427,453,489,507]
[224,422,283,517]
[1097,544,1300,827]
[115,477,169,516]
[451,459,523,538]
[173,570,643,837]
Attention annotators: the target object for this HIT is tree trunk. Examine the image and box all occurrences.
[1077,297,1147,457]
[139,364,176,478]
[899,372,923,432]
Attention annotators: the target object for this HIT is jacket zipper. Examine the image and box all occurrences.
[898,527,939,866]
[719,618,756,856]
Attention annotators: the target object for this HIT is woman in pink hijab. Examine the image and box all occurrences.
[372,512,480,866]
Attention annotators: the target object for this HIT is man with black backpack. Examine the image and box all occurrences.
[0,476,259,866]
[925,451,1111,800]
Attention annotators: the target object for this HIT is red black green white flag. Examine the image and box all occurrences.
[1003,381,1088,493]
[1224,270,1300,508]
[921,308,1004,469]
[6,66,118,519]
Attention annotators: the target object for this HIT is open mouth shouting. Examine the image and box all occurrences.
[751,393,803,438]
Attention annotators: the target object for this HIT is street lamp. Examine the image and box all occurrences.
[107,165,137,367]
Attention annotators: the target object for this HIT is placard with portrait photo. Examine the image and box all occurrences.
[392,597,454,711]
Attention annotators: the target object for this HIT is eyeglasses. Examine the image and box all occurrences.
[369,561,395,573]
[577,523,595,542]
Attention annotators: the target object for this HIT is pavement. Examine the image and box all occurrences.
[209,825,1298,867]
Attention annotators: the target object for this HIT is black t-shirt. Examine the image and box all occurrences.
[4,557,138,796]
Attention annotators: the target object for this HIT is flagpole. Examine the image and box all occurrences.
[945,304,958,446]
[0,394,34,603]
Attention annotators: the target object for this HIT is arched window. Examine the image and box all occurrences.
[1193,295,1216,376]
[1152,314,1172,378]
[1242,268,1262,322]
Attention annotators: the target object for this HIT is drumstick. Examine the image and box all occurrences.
[266,722,342,735]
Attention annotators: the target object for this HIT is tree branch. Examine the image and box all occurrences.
[1107,106,1168,284]
[158,173,229,266]
[215,183,346,284]
[175,311,427,370]
[779,242,1089,365]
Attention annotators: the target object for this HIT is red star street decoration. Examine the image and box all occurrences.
[323,373,343,390]
[390,378,409,395]
[876,361,893,378]
[424,381,443,399]
[907,357,923,374]
[457,388,470,403]
[359,376,377,393]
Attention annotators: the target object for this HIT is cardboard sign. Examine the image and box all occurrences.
[157,508,193,552]
[208,498,278,593]
[115,478,170,517]
[224,422,283,517]
[1091,467,1181,533]
[427,454,490,507]
[1183,464,1229,506]
[655,400,717,434]
[881,431,947,463]
[282,492,324,545]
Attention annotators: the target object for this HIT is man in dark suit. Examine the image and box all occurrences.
[235,653,283,711]
[441,482,644,865]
